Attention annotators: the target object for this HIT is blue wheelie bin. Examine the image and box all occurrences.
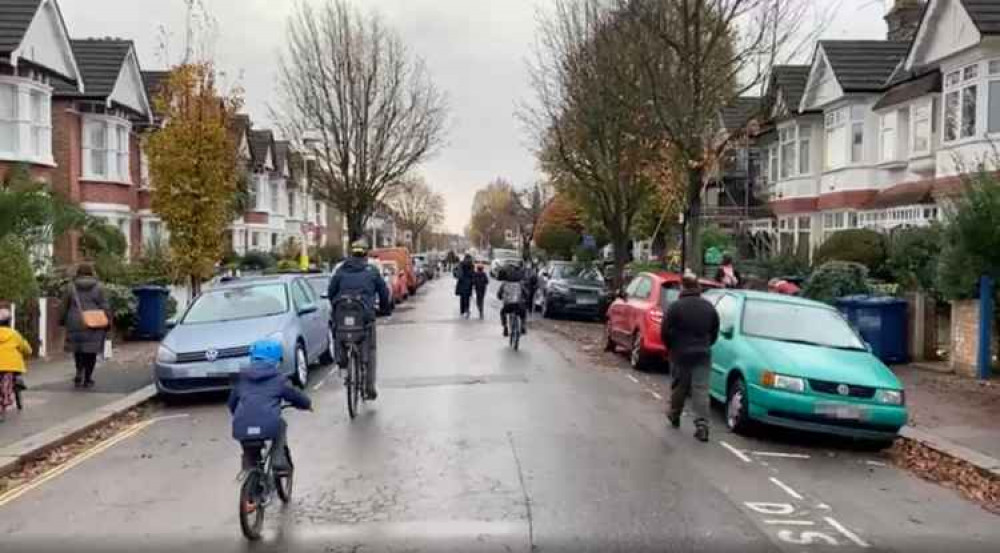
[133,285,170,340]
[835,295,909,364]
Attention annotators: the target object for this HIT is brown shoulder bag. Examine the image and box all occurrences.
[72,286,110,330]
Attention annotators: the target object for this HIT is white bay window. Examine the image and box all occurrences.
[910,101,932,155]
[82,115,131,182]
[0,77,53,164]
[988,60,1000,134]
[944,63,979,142]
[880,112,897,162]
[825,109,846,169]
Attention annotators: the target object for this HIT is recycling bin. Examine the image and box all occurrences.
[133,285,170,340]
[835,295,909,364]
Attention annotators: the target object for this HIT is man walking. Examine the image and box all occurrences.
[662,271,720,442]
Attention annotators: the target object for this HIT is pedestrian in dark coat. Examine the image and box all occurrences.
[455,255,475,318]
[58,263,111,388]
[472,265,489,319]
[662,270,720,442]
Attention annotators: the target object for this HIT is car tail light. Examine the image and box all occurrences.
[648,308,663,325]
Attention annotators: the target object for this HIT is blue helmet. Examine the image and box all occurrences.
[249,339,283,364]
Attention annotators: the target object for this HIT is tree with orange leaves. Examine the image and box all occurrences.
[147,62,243,294]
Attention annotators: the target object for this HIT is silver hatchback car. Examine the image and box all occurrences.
[154,274,335,396]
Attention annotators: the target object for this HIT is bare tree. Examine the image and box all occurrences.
[513,182,553,262]
[386,175,445,252]
[526,0,664,290]
[620,0,826,270]
[275,0,449,242]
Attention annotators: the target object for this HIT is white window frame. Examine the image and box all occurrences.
[768,144,778,183]
[850,105,865,164]
[82,114,132,183]
[880,111,897,162]
[0,75,53,165]
[987,59,1000,135]
[798,124,811,175]
[779,126,796,180]
[269,181,279,213]
[824,108,847,170]
[910,100,932,156]
[943,62,980,143]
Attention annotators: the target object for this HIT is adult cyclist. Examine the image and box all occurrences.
[328,240,392,400]
[497,260,529,338]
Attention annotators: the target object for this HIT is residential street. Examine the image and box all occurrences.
[0,279,997,552]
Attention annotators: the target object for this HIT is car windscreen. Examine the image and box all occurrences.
[741,300,866,351]
[306,277,330,298]
[552,264,603,282]
[182,283,289,324]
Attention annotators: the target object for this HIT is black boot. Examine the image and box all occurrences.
[694,421,710,442]
[667,413,681,429]
[503,327,509,337]
[74,368,84,388]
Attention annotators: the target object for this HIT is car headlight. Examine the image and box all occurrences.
[875,389,905,405]
[761,371,805,393]
[156,344,177,364]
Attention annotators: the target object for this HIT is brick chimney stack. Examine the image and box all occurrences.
[885,0,926,42]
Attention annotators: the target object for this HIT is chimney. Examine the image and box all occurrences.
[885,0,925,42]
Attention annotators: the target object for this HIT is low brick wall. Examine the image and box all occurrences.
[950,299,999,377]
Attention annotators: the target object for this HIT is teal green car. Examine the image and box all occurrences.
[705,290,907,445]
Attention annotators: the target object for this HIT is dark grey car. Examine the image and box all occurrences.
[154,275,334,396]
[536,262,610,319]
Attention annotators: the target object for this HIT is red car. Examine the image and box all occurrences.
[605,272,721,370]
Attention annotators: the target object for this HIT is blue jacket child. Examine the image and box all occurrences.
[228,339,311,472]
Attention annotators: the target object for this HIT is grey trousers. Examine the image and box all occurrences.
[668,353,711,426]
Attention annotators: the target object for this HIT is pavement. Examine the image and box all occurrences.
[0,279,997,552]
[0,341,157,450]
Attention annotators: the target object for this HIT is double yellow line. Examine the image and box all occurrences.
[0,418,155,508]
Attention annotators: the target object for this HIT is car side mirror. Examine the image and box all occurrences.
[864,341,873,353]
[720,325,734,340]
[165,318,178,330]
[298,303,319,316]
[542,272,550,278]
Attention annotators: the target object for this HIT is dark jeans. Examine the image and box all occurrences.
[73,352,98,383]
[474,291,485,317]
[459,293,471,315]
[500,303,527,331]
[241,419,289,471]
[336,324,377,396]
[668,352,711,427]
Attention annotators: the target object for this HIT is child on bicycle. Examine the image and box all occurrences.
[228,339,311,474]
[0,308,31,421]
[497,262,528,337]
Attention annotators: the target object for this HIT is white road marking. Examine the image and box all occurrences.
[719,441,752,463]
[750,451,811,459]
[649,390,663,400]
[147,413,191,424]
[764,519,814,526]
[816,503,832,510]
[768,477,804,500]
[864,460,886,467]
[824,517,870,548]
[626,374,640,384]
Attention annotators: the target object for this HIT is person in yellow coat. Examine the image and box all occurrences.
[0,308,31,419]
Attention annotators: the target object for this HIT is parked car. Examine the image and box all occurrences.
[413,253,436,280]
[605,271,721,370]
[155,274,334,396]
[413,258,428,287]
[371,247,417,294]
[535,261,610,319]
[705,290,907,446]
[303,273,333,317]
[490,249,520,277]
[381,259,409,303]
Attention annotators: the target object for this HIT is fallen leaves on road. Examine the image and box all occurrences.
[889,437,1000,515]
[0,404,153,495]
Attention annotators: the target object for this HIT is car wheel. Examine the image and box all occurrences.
[630,332,648,370]
[604,322,616,352]
[293,343,309,388]
[319,327,335,365]
[726,376,752,435]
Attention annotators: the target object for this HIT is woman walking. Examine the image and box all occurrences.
[454,254,475,319]
[59,263,111,388]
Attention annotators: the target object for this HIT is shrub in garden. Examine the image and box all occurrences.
[885,225,942,293]
[0,236,39,304]
[103,283,139,336]
[240,250,277,271]
[936,167,1000,301]
[276,259,299,272]
[802,261,872,305]
[760,252,811,280]
[814,229,888,274]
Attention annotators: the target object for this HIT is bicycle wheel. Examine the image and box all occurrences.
[14,387,22,411]
[239,470,266,541]
[354,354,366,406]
[512,316,521,352]
[275,446,294,503]
[346,350,358,419]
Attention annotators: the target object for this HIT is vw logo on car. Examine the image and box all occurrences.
[837,383,850,396]
[205,349,219,362]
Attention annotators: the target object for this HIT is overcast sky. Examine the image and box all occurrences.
[61,0,893,233]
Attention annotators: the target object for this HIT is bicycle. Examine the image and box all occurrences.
[507,310,522,351]
[237,406,295,541]
[332,296,371,419]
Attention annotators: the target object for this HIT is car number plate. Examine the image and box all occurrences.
[576,296,598,305]
[815,403,866,420]
[343,316,356,326]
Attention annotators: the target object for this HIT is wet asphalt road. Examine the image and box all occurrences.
[0,278,998,553]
